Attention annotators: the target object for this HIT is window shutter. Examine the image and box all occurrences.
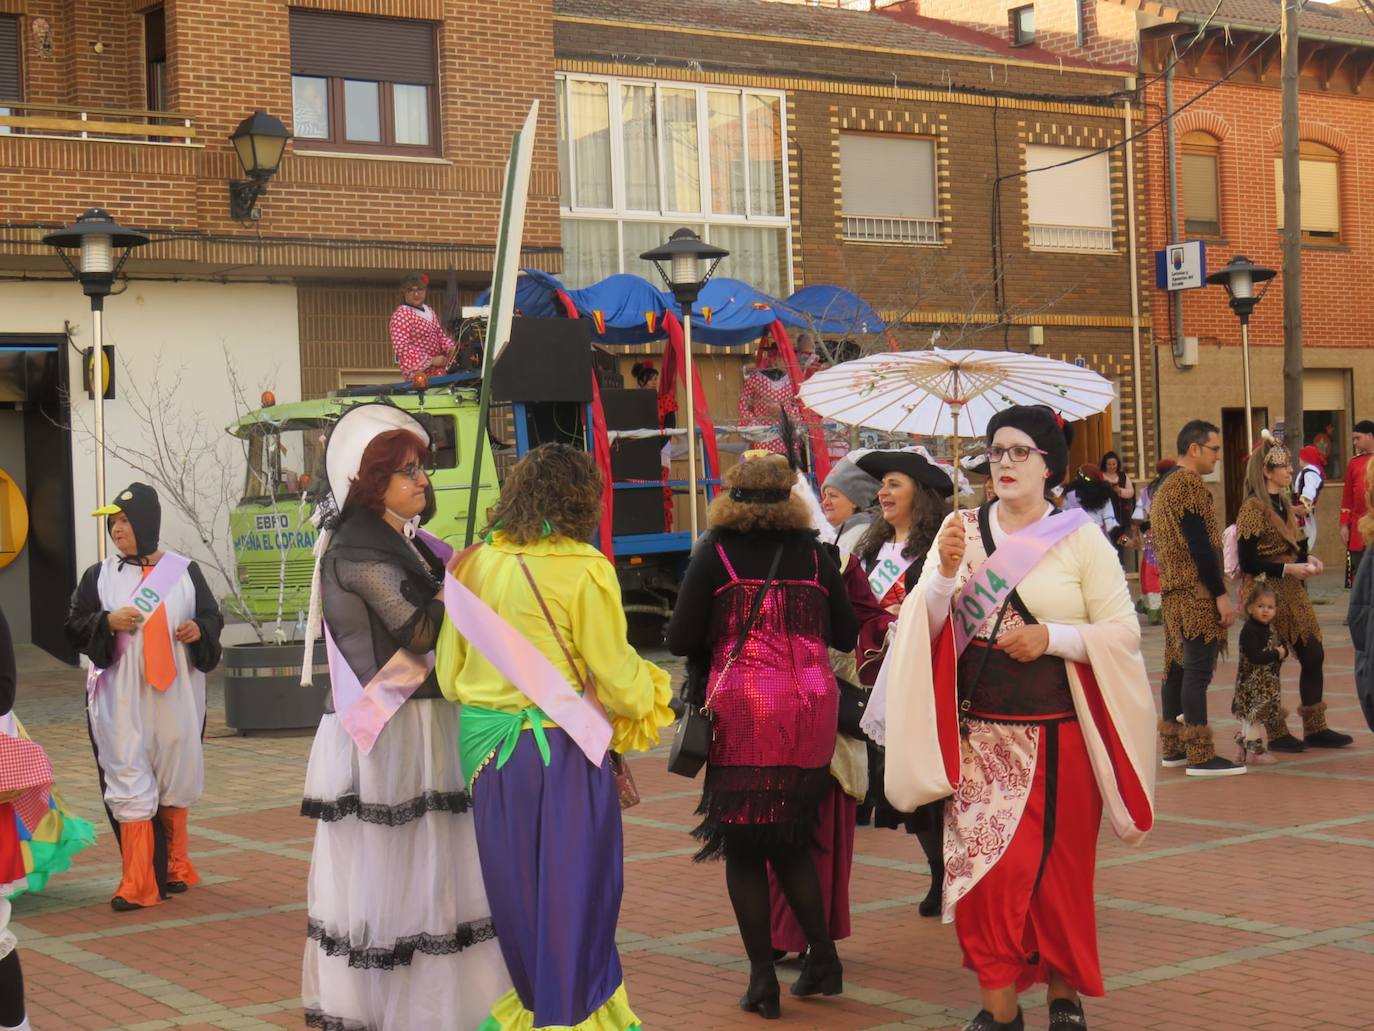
[289,10,436,85]
[1181,153,1218,223]
[839,134,935,219]
[1304,368,1347,411]
[0,16,20,102]
[1025,145,1111,229]
[1274,157,1341,233]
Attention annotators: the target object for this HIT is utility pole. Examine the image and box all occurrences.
[1281,0,1303,453]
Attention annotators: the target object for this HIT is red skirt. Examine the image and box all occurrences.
[768,779,854,952]
[1139,557,1160,595]
[953,719,1105,996]
[0,802,24,887]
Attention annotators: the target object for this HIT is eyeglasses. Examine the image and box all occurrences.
[986,444,1048,463]
[394,463,429,482]
[1200,444,1222,454]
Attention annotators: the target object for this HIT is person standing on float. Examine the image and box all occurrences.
[65,483,223,911]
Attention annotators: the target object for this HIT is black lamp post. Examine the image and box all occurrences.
[228,110,291,222]
[43,209,150,559]
[1206,255,1276,450]
[640,228,729,539]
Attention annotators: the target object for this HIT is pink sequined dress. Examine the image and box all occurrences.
[694,542,839,858]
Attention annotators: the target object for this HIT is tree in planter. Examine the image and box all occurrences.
[64,344,304,645]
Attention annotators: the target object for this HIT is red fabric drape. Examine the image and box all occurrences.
[589,375,615,562]
[661,312,720,481]
[769,320,832,483]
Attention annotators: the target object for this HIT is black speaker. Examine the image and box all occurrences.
[491,318,593,403]
[599,388,666,536]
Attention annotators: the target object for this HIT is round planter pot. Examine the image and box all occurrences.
[223,641,329,734]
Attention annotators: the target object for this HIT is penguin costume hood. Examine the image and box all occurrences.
[93,483,162,561]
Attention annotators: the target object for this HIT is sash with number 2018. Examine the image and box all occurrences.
[950,509,1091,657]
[85,551,193,699]
[867,553,916,605]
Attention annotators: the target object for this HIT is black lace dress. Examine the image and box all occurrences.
[300,508,509,1031]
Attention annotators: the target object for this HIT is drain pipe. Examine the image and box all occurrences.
[1165,62,1184,358]
[1123,93,1146,481]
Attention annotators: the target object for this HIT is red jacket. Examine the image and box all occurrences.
[1340,452,1373,551]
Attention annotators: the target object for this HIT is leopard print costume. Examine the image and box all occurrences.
[1235,497,1322,646]
[1150,468,1226,668]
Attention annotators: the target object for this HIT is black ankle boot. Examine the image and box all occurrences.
[739,962,780,1020]
[918,866,944,917]
[963,1008,1024,1031]
[790,942,842,997]
[1048,997,1088,1028]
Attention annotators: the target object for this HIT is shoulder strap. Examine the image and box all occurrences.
[515,555,588,692]
[714,540,739,582]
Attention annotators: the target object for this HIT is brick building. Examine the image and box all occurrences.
[0,0,558,651]
[554,0,1156,476]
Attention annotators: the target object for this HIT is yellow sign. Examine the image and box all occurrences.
[0,467,30,569]
[83,345,115,400]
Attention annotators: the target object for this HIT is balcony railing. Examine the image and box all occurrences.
[1029,224,1114,253]
[843,214,941,245]
[0,103,196,144]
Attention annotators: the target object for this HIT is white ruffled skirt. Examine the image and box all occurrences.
[301,702,510,1031]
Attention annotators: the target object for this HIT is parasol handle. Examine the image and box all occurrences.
[950,402,962,514]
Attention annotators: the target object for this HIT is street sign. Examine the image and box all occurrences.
[1155,240,1206,291]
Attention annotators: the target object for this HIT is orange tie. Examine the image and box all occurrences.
[141,567,177,692]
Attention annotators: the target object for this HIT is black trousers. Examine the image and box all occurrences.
[1161,635,1220,727]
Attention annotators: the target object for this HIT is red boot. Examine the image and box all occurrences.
[111,820,162,911]
[158,806,200,893]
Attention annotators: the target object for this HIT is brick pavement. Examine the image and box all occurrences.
[10,574,1374,1030]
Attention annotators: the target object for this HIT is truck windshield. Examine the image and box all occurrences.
[241,422,328,504]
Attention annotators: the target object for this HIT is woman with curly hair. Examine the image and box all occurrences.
[299,404,508,1031]
[1236,436,1354,750]
[667,452,858,1020]
[844,450,952,914]
[437,443,674,1031]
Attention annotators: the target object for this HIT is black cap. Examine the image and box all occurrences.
[93,482,161,557]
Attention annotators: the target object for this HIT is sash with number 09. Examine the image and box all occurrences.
[85,551,193,699]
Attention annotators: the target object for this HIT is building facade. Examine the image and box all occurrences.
[0,0,559,653]
[554,0,1156,474]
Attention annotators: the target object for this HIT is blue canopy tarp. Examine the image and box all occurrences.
[683,277,781,347]
[776,285,886,335]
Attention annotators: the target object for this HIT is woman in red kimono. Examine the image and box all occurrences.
[873,406,1156,1031]
[844,450,952,916]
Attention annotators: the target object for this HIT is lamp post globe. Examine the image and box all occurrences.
[228,111,291,221]
[1205,255,1276,450]
[639,228,730,539]
[44,209,150,559]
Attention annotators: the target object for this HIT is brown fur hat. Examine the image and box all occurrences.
[707,453,812,534]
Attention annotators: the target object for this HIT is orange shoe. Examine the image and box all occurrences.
[158,805,200,892]
[111,820,162,911]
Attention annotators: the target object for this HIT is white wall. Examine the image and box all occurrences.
[0,281,301,597]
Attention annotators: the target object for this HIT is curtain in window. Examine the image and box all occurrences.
[709,224,786,297]
[746,95,783,218]
[708,92,746,215]
[393,84,429,146]
[556,83,571,207]
[570,80,612,209]
[839,134,935,218]
[561,219,619,288]
[661,88,701,213]
[621,84,660,211]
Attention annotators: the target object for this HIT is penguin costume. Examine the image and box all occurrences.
[64,482,223,911]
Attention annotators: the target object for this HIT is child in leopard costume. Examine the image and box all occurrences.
[1231,582,1287,764]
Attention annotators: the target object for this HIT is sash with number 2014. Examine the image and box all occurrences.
[85,551,193,699]
[950,509,1091,656]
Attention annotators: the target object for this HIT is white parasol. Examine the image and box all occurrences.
[799,348,1116,508]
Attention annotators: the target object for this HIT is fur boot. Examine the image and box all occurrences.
[1300,701,1354,748]
[1179,723,1215,765]
[1159,718,1187,767]
[1263,706,1306,753]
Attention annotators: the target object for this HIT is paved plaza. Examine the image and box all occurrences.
[10,575,1374,1031]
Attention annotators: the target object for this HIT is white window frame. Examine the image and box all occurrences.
[556,73,793,293]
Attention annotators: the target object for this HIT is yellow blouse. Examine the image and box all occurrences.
[435,532,674,754]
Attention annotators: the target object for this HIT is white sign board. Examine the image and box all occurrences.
[1155,240,1206,291]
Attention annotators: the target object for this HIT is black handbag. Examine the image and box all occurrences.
[836,679,870,741]
[668,544,784,779]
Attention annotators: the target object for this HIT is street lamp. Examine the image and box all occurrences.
[1206,255,1276,450]
[228,110,290,222]
[641,228,729,540]
[43,208,149,559]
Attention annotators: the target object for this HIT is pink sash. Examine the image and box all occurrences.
[442,545,612,767]
[328,529,454,754]
[85,551,192,699]
[950,509,1092,656]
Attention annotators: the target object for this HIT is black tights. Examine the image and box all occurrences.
[0,950,24,1026]
[1292,636,1324,707]
[724,841,830,964]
